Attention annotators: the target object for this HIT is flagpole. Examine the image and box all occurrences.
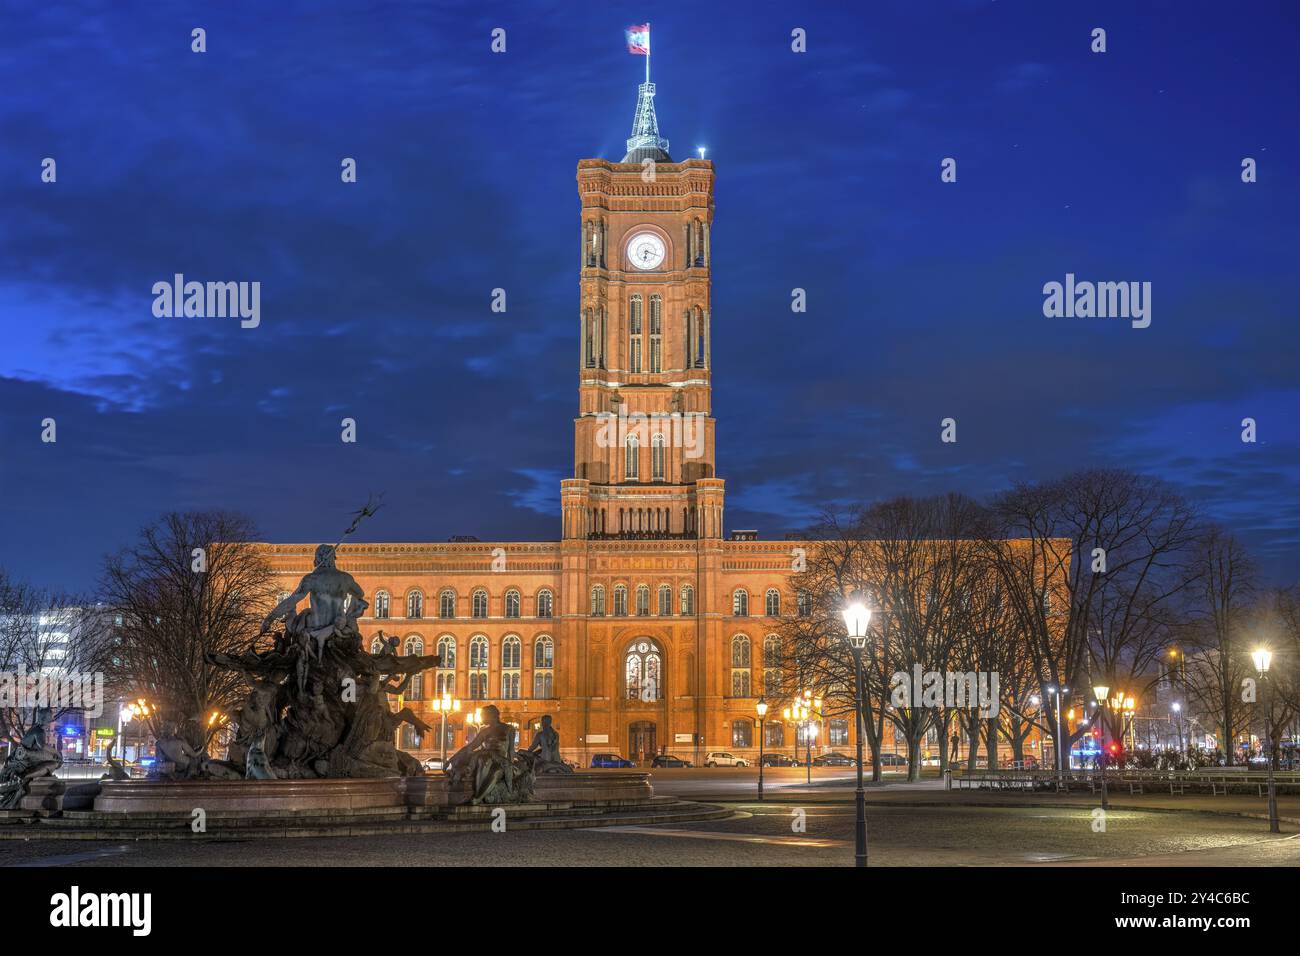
[646,22,651,85]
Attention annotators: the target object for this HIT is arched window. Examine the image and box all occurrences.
[765,721,785,748]
[537,589,554,618]
[468,635,489,698]
[732,719,753,748]
[731,634,752,697]
[373,590,390,619]
[439,589,456,618]
[404,636,424,700]
[436,635,456,697]
[502,635,521,669]
[437,634,456,670]
[625,639,662,702]
[651,433,666,480]
[471,589,488,618]
[649,296,662,373]
[680,585,694,616]
[765,588,781,617]
[533,635,554,699]
[500,635,521,699]
[591,585,606,616]
[613,585,628,617]
[657,585,672,616]
[764,634,781,664]
[406,590,424,619]
[635,585,650,616]
[504,589,521,618]
[534,635,554,668]
[369,636,384,654]
[625,435,639,480]
[629,294,643,373]
[797,590,812,618]
[469,635,489,668]
[732,589,749,617]
[731,634,752,668]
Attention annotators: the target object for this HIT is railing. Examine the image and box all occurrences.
[946,767,1300,796]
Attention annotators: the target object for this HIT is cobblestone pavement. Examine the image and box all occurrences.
[2,802,1295,867]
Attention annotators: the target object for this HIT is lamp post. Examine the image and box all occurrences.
[842,598,871,868]
[756,696,768,801]
[1092,683,1110,811]
[127,699,153,764]
[1171,702,1184,756]
[430,695,461,767]
[784,696,817,783]
[1252,648,1279,834]
[1045,686,1069,772]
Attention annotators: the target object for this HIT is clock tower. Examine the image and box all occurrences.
[563,75,722,542]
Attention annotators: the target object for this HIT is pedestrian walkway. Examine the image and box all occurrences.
[862,784,1300,825]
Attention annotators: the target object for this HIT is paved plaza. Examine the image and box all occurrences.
[5,768,1295,867]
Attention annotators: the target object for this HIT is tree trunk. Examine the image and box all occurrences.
[985,717,1000,770]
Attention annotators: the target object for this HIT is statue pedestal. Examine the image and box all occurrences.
[22,777,102,813]
[94,777,407,814]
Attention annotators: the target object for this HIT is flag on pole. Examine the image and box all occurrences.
[625,24,650,55]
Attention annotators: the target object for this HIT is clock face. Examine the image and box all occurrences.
[626,232,666,270]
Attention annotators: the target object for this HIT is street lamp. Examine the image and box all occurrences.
[1252,648,1278,833]
[1045,686,1069,772]
[842,597,871,868]
[126,699,153,764]
[464,706,482,737]
[783,694,820,783]
[430,695,461,768]
[756,696,768,801]
[1092,683,1110,811]
[1171,701,1184,756]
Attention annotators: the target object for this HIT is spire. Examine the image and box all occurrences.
[623,81,671,164]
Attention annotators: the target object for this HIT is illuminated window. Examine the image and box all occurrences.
[626,639,662,701]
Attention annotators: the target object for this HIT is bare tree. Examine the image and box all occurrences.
[98,511,277,750]
[1183,527,1257,764]
[1245,585,1298,769]
[0,571,109,749]
[987,469,1201,769]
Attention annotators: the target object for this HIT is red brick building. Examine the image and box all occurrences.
[264,77,1012,768]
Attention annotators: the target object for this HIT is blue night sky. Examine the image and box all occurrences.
[1,1,1297,591]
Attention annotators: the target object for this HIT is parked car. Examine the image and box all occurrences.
[760,753,799,767]
[876,752,908,767]
[421,756,446,771]
[704,751,749,767]
[812,752,857,767]
[590,753,636,768]
[651,753,693,768]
